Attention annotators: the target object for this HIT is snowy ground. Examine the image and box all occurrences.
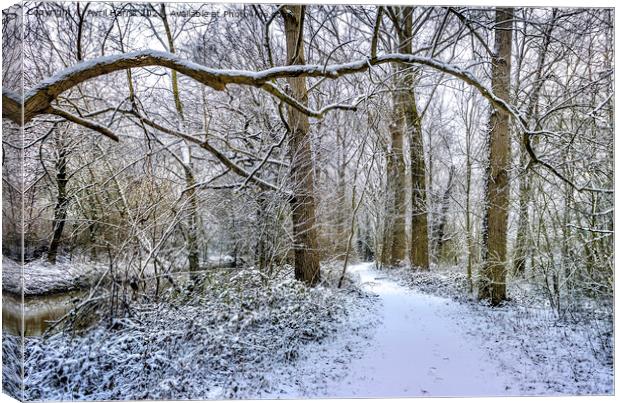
[2,256,101,296]
[262,262,612,398]
[325,263,515,397]
[4,262,613,400]
[261,262,513,398]
[384,264,614,396]
[12,266,378,400]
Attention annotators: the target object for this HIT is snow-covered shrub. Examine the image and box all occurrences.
[23,267,374,400]
[2,333,22,400]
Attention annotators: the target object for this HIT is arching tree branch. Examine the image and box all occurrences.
[2,49,527,128]
[6,49,593,191]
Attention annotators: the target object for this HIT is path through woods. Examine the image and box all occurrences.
[274,262,513,398]
[326,262,511,397]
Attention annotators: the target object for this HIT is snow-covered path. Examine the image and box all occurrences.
[322,262,512,398]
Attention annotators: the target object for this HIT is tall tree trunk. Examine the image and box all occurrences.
[379,148,395,267]
[393,6,430,269]
[184,167,200,277]
[465,122,474,293]
[512,148,530,276]
[335,127,348,257]
[406,93,430,270]
[433,165,455,260]
[384,7,408,267]
[47,132,69,264]
[282,5,321,285]
[479,8,513,305]
[388,108,407,265]
[255,193,267,270]
[47,7,91,264]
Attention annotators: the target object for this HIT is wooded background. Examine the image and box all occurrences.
[2,3,613,313]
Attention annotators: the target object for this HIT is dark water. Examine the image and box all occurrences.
[1,270,212,336]
[2,291,83,336]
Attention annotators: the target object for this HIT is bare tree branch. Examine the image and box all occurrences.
[47,106,120,141]
[3,49,528,127]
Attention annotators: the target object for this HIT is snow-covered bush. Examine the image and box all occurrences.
[2,333,22,400]
[23,267,374,400]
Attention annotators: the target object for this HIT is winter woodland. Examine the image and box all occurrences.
[1,2,614,400]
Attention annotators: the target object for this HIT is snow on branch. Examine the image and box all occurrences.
[2,89,22,124]
[566,223,613,235]
[2,49,526,127]
[47,107,120,141]
[4,49,598,192]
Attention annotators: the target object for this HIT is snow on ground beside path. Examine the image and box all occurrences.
[383,264,614,396]
[263,262,612,398]
[19,266,379,400]
[11,261,613,400]
[454,300,614,395]
[249,283,381,399]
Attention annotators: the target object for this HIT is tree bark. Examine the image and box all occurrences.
[47,132,69,264]
[184,167,200,278]
[407,96,430,270]
[393,6,430,270]
[335,127,348,256]
[479,8,513,305]
[388,107,407,265]
[433,165,455,260]
[512,147,530,276]
[379,148,394,267]
[282,5,321,285]
[465,119,474,293]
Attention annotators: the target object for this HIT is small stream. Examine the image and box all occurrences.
[1,269,213,336]
[2,291,85,336]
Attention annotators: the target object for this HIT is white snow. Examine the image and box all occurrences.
[6,262,612,399]
[326,262,512,397]
[16,266,378,400]
[2,256,102,296]
[264,262,513,398]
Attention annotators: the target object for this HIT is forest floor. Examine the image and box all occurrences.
[2,256,102,296]
[3,261,613,400]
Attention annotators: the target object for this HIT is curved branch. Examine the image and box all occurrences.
[126,110,283,193]
[14,49,599,190]
[370,7,384,59]
[260,82,361,118]
[2,49,527,128]
[447,7,495,58]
